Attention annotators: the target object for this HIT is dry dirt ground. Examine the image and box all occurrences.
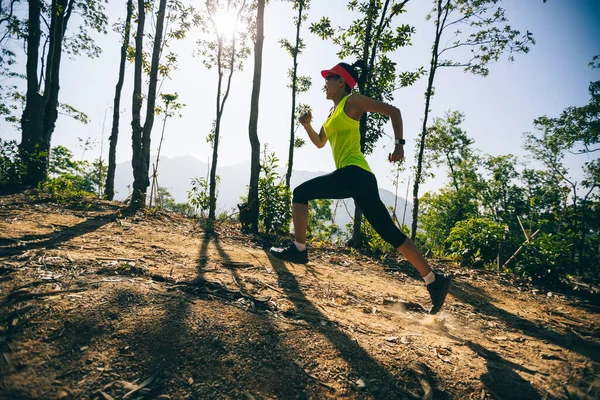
[1,193,600,400]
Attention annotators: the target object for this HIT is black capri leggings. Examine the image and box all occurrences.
[292,165,408,248]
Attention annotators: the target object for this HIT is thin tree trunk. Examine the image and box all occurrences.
[285,0,304,189]
[247,0,265,232]
[208,2,244,222]
[150,102,169,207]
[130,0,146,208]
[411,0,448,240]
[130,0,167,209]
[105,0,133,201]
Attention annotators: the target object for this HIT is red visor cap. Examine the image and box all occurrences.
[321,64,356,90]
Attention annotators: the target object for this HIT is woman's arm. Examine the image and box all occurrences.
[299,111,328,149]
[346,94,404,162]
[346,94,403,141]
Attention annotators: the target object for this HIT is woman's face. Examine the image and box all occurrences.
[324,74,344,99]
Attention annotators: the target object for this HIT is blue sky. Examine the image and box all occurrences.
[1,0,599,195]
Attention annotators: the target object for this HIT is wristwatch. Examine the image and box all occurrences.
[394,138,406,145]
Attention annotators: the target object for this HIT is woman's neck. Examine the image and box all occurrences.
[332,92,349,107]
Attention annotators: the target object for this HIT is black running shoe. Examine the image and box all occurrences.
[427,272,452,314]
[270,243,308,264]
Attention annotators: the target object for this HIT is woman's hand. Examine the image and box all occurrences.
[299,110,312,125]
[388,145,404,162]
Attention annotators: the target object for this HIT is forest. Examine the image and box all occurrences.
[0,1,599,398]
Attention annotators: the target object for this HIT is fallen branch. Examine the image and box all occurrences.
[5,287,87,303]
[501,229,541,269]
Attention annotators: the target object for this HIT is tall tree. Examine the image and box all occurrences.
[199,0,251,223]
[410,0,534,240]
[310,0,420,245]
[105,0,134,201]
[523,71,600,275]
[18,0,108,188]
[280,0,311,188]
[130,0,168,209]
[246,0,265,233]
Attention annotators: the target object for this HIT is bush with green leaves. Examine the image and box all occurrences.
[188,176,216,218]
[258,150,292,235]
[0,139,24,188]
[514,232,573,283]
[37,145,105,201]
[307,198,341,242]
[446,217,507,267]
[343,217,397,257]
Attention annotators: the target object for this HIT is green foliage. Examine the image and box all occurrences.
[38,175,95,202]
[343,218,395,258]
[258,149,292,235]
[515,232,573,283]
[431,0,535,77]
[35,144,106,202]
[446,218,507,267]
[420,188,479,254]
[307,199,340,242]
[0,139,25,188]
[188,176,217,218]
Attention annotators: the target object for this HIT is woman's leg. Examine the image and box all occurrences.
[271,167,363,263]
[355,193,432,276]
[292,203,309,244]
[354,172,451,314]
[291,166,363,244]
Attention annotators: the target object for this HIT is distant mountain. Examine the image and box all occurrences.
[113,155,412,229]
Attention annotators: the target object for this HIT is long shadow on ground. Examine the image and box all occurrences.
[264,250,415,399]
[450,280,600,364]
[445,331,542,400]
[0,211,121,257]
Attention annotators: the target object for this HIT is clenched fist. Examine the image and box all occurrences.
[299,110,312,125]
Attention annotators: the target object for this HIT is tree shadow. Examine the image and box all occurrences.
[445,331,542,400]
[263,252,415,399]
[450,280,600,363]
[119,233,321,398]
[0,211,122,257]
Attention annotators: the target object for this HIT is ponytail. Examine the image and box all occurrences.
[338,60,369,93]
[352,60,368,89]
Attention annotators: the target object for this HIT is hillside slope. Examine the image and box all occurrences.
[1,194,599,399]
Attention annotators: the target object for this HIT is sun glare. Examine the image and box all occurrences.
[214,8,243,39]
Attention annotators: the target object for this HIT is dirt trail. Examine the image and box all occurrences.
[1,194,599,399]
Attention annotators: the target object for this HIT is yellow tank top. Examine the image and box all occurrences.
[323,95,372,173]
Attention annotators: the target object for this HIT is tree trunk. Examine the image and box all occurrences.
[246,0,265,233]
[19,0,43,187]
[130,0,167,209]
[105,0,133,201]
[130,0,146,208]
[285,0,304,189]
[208,4,241,222]
[20,0,70,188]
[410,0,446,241]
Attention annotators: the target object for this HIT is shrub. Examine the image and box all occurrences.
[258,150,292,235]
[446,217,507,267]
[0,139,24,188]
[188,176,216,218]
[515,232,573,283]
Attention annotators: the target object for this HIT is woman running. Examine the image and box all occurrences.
[270,61,451,314]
